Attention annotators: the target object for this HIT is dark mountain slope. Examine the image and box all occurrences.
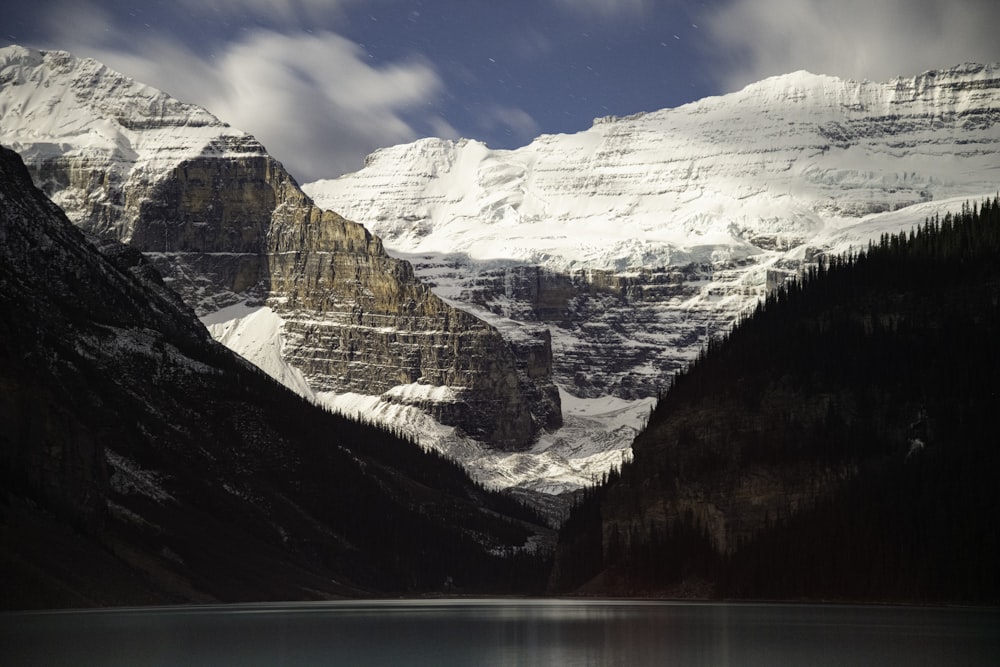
[553,197,1000,602]
[0,146,550,609]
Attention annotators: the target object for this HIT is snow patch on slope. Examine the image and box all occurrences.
[198,302,649,494]
[200,302,314,399]
[319,386,652,494]
[813,194,990,256]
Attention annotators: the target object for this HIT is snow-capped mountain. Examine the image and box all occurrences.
[306,63,999,396]
[301,64,1000,492]
[0,45,560,453]
[4,44,997,498]
[307,64,999,271]
[0,46,250,246]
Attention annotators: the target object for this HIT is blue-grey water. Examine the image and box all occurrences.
[2,599,997,666]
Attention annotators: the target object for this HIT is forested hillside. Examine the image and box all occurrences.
[553,197,1000,602]
[0,146,550,609]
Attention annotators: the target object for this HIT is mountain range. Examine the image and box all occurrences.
[2,45,998,499]
[305,61,999,489]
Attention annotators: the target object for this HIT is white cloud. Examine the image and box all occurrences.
[30,0,444,180]
[427,116,461,140]
[511,29,554,61]
[704,0,1000,91]
[76,30,444,180]
[204,30,444,178]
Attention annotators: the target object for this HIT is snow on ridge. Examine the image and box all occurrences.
[0,45,257,180]
[200,303,314,400]
[816,193,999,256]
[318,385,653,495]
[199,300,654,494]
[305,62,999,277]
[107,449,175,504]
[298,64,999,495]
[383,382,461,404]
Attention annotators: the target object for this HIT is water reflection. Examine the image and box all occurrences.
[2,599,997,666]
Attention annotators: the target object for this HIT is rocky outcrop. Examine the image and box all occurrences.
[0,46,560,450]
[439,262,766,398]
[265,177,559,447]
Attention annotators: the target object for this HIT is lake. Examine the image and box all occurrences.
[2,599,997,666]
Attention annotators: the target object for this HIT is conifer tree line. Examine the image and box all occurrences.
[216,357,554,593]
[552,196,1000,602]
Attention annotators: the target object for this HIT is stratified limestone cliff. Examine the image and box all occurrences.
[0,45,560,450]
[265,170,558,447]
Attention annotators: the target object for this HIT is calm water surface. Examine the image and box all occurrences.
[2,599,997,666]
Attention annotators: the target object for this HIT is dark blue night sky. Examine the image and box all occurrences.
[4,0,997,181]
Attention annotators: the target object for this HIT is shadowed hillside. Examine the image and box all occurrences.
[0,146,550,609]
[553,196,1000,603]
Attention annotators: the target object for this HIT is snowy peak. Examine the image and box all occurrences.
[306,63,1000,273]
[0,45,234,154]
[721,62,999,110]
[302,61,1000,423]
[0,44,561,452]
[0,45,266,243]
[0,46,216,124]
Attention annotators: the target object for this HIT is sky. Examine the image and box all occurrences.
[4,0,999,182]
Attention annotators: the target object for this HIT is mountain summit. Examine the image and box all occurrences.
[305,62,999,387]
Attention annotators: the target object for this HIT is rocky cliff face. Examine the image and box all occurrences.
[0,145,553,607]
[438,262,760,398]
[265,177,559,446]
[0,45,560,450]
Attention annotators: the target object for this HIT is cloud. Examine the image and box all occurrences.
[511,29,554,61]
[63,28,444,181]
[426,116,461,141]
[28,0,446,180]
[703,0,1000,91]
[171,0,357,27]
[202,30,444,179]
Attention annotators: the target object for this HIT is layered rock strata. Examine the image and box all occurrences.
[427,262,766,398]
[306,63,1000,403]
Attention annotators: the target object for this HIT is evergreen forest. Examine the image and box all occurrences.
[553,197,1000,603]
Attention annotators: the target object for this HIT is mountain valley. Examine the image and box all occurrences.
[0,144,552,608]
[2,45,998,515]
[1,37,998,607]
